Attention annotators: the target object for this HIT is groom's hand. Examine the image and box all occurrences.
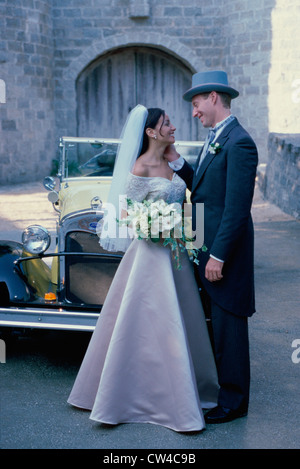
[205,257,224,282]
[164,144,180,162]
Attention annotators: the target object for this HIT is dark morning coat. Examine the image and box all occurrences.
[178,118,258,317]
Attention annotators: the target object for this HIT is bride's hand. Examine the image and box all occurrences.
[164,144,180,162]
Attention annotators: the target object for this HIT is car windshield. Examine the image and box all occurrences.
[58,137,203,180]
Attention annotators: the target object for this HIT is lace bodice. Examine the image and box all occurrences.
[99,172,186,253]
[125,172,187,204]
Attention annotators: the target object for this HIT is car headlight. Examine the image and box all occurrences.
[22,225,51,255]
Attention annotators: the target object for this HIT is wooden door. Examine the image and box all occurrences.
[76,46,199,140]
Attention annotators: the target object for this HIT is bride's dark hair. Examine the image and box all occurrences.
[139,108,165,156]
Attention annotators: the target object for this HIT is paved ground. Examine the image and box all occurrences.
[0,181,299,450]
[0,181,57,246]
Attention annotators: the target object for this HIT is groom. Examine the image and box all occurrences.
[166,70,258,424]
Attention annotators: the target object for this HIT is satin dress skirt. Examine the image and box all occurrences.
[68,239,218,432]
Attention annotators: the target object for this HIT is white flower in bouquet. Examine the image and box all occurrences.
[127,201,150,239]
[139,211,150,238]
[118,198,206,269]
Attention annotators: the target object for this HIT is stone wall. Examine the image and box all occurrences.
[261,134,300,219]
[51,0,274,161]
[0,0,298,187]
[268,0,300,135]
[51,0,225,144]
[221,0,274,163]
[0,0,55,185]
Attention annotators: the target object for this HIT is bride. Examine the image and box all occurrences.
[67,105,218,432]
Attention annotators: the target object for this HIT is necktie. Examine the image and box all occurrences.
[206,128,216,149]
[196,128,216,172]
[196,115,235,173]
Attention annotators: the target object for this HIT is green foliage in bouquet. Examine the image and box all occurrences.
[119,198,207,269]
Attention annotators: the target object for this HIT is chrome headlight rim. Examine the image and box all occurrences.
[22,224,51,255]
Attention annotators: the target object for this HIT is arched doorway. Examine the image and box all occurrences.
[76,46,198,140]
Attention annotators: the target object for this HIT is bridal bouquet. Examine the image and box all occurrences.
[119,198,203,269]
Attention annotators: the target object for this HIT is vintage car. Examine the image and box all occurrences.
[0,137,202,333]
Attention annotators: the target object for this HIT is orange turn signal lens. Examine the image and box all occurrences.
[44,292,56,301]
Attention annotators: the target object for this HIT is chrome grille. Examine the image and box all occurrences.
[64,231,122,306]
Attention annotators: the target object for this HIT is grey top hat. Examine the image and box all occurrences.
[183,70,239,101]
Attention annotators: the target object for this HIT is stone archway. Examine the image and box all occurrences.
[61,32,203,140]
[76,46,199,140]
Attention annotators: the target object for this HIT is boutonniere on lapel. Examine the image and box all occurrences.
[208,142,222,154]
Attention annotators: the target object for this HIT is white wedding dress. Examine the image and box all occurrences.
[68,172,218,432]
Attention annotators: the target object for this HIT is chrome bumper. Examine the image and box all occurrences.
[0,306,99,331]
